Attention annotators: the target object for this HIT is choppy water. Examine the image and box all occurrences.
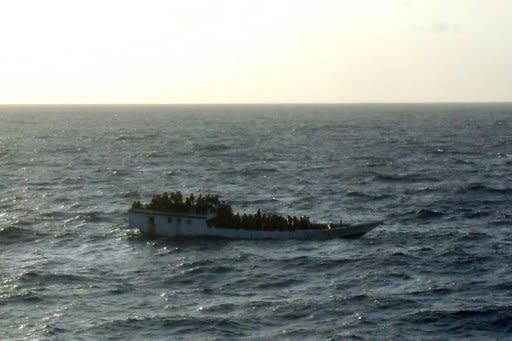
[1,104,511,340]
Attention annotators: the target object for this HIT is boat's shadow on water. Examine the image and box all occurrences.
[125,229,242,250]
[123,228,324,250]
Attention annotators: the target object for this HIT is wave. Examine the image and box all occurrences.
[115,133,158,141]
[178,264,234,277]
[281,256,360,273]
[488,282,512,291]
[371,171,439,183]
[403,186,439,194]
[346,191,391,201]
[234,197,277,207]
[371,296,420,311]
[463,209,491,219]
[489,218,512,226]
[0,291,44,305]
[0,225,42,244]
[119,190,140,198]
[405,306,512,333]
[107,283,136,295]
[386,207,449,225]
[93,168,128,177]
[457,183,512,195]
[27,181,55,187]
[415,209,444,219]
[193,143,231,152]
[242,165,279,175]
[255,276,302,290]
[0,196,19,209]
[87,315,252,338]
[16,270,89,286]
[143,151,166,158]
[455,231,491,242]
[333,293,372,305]
[40,211,69,219]
[61,177,84,185]
[64,211,106,223]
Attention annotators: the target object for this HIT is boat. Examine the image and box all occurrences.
[128,208,380,240]
[127,192,381,240]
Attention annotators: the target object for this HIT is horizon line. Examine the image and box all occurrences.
[1,100,512,106]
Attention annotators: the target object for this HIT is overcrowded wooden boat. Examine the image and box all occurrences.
[128,192,381,240]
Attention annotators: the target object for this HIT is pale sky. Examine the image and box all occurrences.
[1,0,511,104]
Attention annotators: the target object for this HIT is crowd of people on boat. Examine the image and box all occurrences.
[132,192,329,231]
[206,205,327,230]
[131,191,220,214]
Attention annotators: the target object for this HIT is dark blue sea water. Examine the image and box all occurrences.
[1,104,511,340]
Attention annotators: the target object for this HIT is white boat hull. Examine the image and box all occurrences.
[128,209,380,240]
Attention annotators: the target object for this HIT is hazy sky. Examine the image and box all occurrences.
[1,0,511,104]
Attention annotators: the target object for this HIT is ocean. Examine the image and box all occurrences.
[1,103,511,340]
